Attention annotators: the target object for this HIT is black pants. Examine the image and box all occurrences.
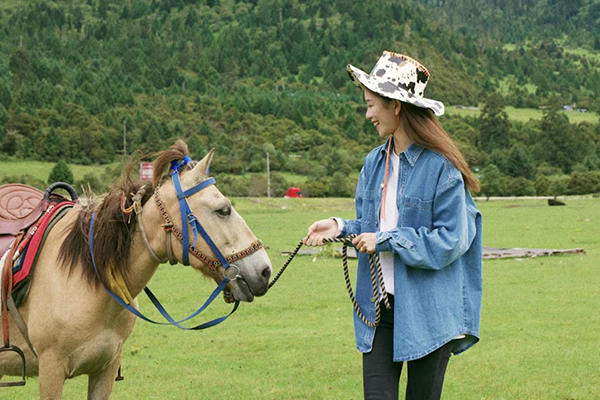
[363,297,453,400]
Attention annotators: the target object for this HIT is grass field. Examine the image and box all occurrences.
[0,160,120,186]
[446,105,599,124]
[1,196,599,399]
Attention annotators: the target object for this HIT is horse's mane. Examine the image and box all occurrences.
[58,140,193,288]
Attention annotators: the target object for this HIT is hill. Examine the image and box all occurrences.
[0,0,599,197]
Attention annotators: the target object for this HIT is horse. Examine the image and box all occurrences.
[0,140,272,399]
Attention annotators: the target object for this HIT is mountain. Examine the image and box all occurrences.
[0,0,599,196]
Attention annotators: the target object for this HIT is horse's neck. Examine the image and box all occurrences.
[123,204,166,298]
[124,238,160,298]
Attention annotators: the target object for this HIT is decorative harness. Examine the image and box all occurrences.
[89,156,264,330]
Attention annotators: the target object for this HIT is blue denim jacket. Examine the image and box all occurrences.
[340,138,482,362]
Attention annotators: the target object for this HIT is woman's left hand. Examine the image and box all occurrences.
[352,233,376,254]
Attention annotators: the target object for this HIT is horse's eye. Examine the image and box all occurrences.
[216,206,231,217]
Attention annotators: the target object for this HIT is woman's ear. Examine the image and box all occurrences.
[394,100,402,116]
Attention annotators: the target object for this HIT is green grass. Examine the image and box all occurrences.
[0,160,119,185]
[2,197,600,399]
[446,105,600,124]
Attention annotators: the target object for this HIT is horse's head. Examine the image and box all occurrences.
[153,146,271,302]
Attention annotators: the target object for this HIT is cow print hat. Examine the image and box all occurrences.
[347,51,445,116]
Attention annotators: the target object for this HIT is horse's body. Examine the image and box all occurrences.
[0,142,272,399]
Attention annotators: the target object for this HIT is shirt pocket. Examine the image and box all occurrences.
[402,195,434,230]
[360,189,375,226]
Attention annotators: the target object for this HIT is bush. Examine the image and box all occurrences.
[534,176,551,196]
[48,160,74,185]
[76,173,110,195]
[479,164,507,197]
[507,177,536,196]
[302,178,329,198]
[217,175,250,197]
[328,172,356,197]
[1,174,46,190]
[567,171,600,195]
[549,176,569,197]
[244,173,289,197]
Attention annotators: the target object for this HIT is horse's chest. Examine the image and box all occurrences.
[64,331,124,377]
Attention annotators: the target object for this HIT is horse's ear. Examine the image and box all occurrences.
[188,148,215,182]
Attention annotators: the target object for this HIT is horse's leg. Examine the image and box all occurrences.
[87,357,121,400]
[38,354,66,400]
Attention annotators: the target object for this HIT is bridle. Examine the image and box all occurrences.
[153,181,264,278]
[89,156,264,330]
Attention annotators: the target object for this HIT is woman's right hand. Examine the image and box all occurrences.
[304,218,339,246]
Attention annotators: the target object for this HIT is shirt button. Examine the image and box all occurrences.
[380,183,384,188]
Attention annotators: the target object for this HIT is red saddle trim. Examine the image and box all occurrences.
[12,201,75,287]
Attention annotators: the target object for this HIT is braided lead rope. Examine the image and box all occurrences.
[269,235,390,327]
[323,236,390,327]
[268,240,303,289]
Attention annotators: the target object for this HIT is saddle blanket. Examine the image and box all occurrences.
[1,201,74,307]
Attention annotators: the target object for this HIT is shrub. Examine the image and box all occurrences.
[302,178,329,198]
[549,176,569,197]
[1,174,46,190]
[507,177,536,196]
[567,171,600,195]
[76,173,109,195]
[534,176,551,196]
[479,164,507,198]
[48,160,74,185]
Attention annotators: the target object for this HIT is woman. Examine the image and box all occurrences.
[304,51,483,400]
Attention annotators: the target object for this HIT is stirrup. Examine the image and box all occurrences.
[0,344,26,387]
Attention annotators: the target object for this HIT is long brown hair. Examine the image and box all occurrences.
[398,102,480,192]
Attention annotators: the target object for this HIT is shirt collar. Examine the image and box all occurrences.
[380,137,424,167]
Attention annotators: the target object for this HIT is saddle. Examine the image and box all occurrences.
[0,182,78,387]
[0,184,45,257]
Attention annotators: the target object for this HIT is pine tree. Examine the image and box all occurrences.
[48,160,74,185]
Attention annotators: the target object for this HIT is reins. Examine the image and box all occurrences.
[269,235,390,327]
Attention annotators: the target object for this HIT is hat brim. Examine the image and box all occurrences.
[347,64,445,117]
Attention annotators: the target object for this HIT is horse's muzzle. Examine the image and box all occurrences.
[229,263,271,302]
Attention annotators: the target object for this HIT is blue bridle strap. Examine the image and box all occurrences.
[171,173,230,269]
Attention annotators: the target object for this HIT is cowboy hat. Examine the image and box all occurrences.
[347,50,445,116]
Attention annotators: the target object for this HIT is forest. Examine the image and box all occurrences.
[1,0,599,197]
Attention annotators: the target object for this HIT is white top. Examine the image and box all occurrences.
[379,150,400,296]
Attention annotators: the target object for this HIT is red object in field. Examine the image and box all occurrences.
[284,187,302,198]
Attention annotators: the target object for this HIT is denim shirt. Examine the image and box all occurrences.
[340,138,482,362]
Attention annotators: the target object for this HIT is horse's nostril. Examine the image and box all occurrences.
[261,265,271,281]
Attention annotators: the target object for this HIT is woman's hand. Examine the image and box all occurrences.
[352,233,376,254]
[304,219,338,246]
